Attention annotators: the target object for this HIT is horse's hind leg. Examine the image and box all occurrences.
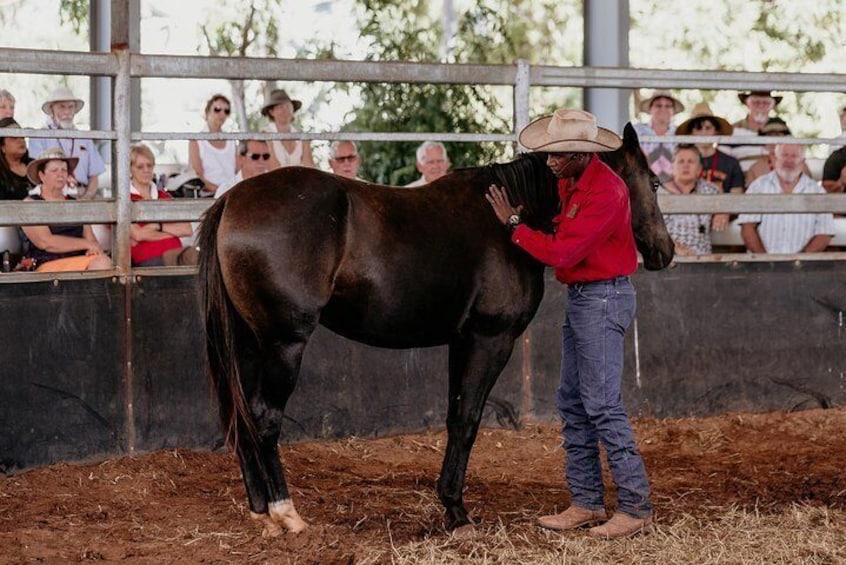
[438,330,517,532]
[238,338,311,537]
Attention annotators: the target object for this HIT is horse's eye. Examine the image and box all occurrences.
[651,180,660,193]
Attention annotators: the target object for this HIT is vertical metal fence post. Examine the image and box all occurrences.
[514,59,531,153]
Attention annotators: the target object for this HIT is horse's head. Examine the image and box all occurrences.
[601,124,675,270]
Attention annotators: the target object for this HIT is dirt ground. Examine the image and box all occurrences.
[2,408,846,564]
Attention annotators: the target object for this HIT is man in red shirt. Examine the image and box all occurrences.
[486,109,653,539]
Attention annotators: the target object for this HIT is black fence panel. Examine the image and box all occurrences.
[0,278,124,472]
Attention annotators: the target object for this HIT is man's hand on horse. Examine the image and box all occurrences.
[486,184,523,225]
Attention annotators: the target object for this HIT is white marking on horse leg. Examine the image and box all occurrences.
[269,499,308,533]
[251,511,284,538]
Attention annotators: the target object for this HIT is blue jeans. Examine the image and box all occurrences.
[557,276,652,518]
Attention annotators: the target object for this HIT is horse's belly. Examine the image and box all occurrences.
[319,284,468,349]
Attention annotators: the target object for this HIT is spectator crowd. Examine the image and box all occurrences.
[0,82,844,271]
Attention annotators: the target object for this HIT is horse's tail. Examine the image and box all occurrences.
[197,198,257,452]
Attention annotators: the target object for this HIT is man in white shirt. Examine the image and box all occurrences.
[405,141,450,187]
[215,139,272,199]
[738,143,834,254]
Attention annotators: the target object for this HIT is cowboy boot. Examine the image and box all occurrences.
[537,505,608,531]
[588,512,654,539]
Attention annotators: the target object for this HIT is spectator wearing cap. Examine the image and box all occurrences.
[261,89,315,169]
[0,89,15,119]
[0,117,33,200]
[19,148,112,272]
[726,91,783,172]
[676,102,745,193]
[188,94,237,197]
[215,139,273,199]
[739,143,833,254]
[328,140,364,180]
[633,89,684,185]
[28,86,105,200]
[745,117,812,186]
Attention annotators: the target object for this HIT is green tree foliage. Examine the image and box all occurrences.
[345,0,583,185]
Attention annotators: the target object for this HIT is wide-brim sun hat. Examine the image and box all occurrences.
[638,89,685,114]
[41,86,85,115]
[26,147,79,185]
[738,90,783,106]
[676,102,734,136]
[518,108,622,153]
[261,89,302,117]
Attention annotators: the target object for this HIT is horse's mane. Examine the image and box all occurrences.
[485,152,559,231]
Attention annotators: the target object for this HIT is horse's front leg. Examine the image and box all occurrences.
[438,330,517,533]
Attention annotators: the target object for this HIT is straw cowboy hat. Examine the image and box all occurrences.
[518,108,622,153]
[26,147,79,185]
[41,86,85,115]
[737,90,783,106]
[675,102,734,136]
[261,89,302,117]
[638,89,685,114]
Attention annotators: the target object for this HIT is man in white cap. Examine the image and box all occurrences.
[486,109,653,540]
[29,86,105,200]
[633,89,684,185]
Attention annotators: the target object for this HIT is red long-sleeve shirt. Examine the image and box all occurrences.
[511,155,637,285]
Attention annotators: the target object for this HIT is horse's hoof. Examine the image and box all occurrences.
[251,512,284,538]
[269,499,309,533]
[450,523,477,539]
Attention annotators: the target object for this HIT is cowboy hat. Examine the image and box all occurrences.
[261,89,302,117]
[41,86,85,115]
[638,89,684,114]
[26,147,79,185]
[518,108,622,153]
[675,102,734,136]
[737,91,783,106]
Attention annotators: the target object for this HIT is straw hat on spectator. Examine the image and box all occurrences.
[638,89,684,114]
[261,89,302,117]
[519,108,621,153]
[26,147,79,185]
[41,86,85,115]
[675,103,734,136]
[737,90,783,106]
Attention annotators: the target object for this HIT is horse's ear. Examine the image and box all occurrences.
[622,122,639,147]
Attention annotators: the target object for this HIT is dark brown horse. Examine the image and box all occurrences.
[197,123,674,537]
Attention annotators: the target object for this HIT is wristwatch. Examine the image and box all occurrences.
[506,213,521,232]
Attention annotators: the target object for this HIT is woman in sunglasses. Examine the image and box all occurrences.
[188,94,237,197]
[130,143,197,266]
[260,89,315,169]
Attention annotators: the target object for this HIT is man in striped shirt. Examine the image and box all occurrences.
[738,144,834,254]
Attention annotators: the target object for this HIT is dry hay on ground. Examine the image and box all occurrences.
[1,408,845,564]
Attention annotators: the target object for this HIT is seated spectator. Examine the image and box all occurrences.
[821,104,846,192]
[0,118,34,200]
[188,94,237,197]
[822,144,846,193]
[215,139,272,199]
[0,89,15,118]
[261,89,315,169]
[20,148,112,272]
[659,144,728,256]
[129,144,197,266]
[726,90,783,172]
[633,89,684,184]
[676,102,744,193]
[745,118,812,186]
[28,86,105,200]
[328,140,363,180]
[739,144,833,254]
[406,141,450,186]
